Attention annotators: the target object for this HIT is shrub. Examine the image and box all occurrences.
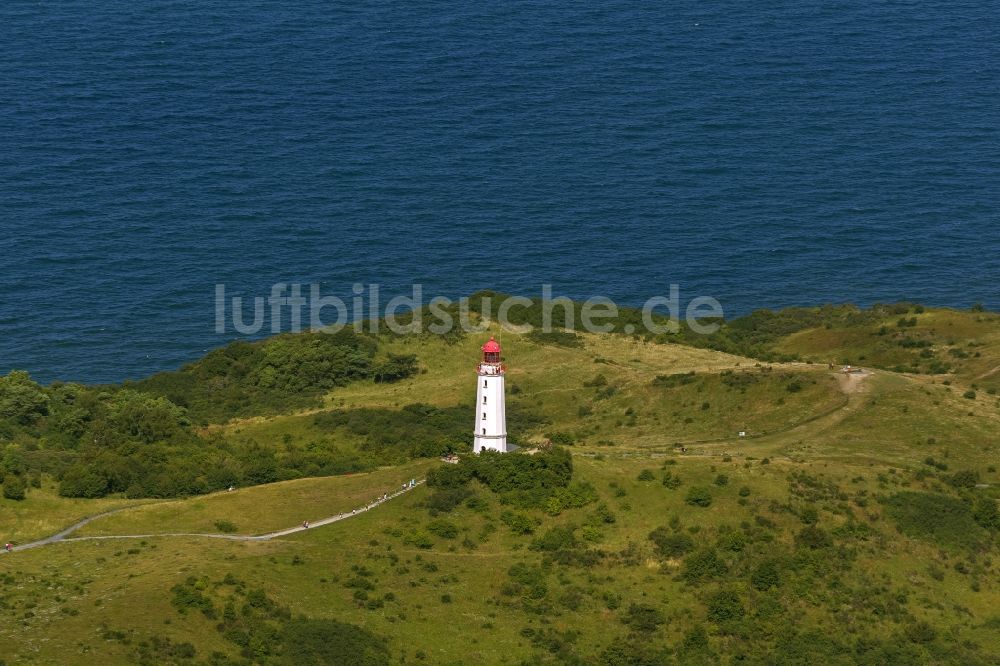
[403,531,434,549]
[425,486,473,513]
[750,560,781,591]
[886,491,986,550]
[706,590,744,623]
[426,463,473,489]
[947,470,979,488]
[281,618,390,665]
[685,486,713,507]
[795,525,832,550]
[652,372,697,388]
[426,519,459,539]
[637,469,656,482]
[904,621,937,644]
[2,475,26,501]
[648,528,694,558]
[799,506,819,525]
[501,511,537,535]
[214,520,238,533]
[546,431,575,446]
[682,548,727,583]
[621,603,665,633]
[531,526,577,552]
[713,474,728,487]
[972,496,1000,530]
[738,486,751,497]
[963,390,977,400]
[661,471,682,489]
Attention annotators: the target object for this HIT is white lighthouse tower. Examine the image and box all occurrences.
[473,336,508,453]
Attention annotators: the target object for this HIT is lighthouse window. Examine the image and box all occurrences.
[483,396,487,404]
[482,412,487,420]
[484,380,488,388]
[482,428,486,435]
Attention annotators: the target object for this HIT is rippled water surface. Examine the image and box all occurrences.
[1,1,998,382]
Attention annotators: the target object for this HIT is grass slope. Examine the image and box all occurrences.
[1,305,999,664]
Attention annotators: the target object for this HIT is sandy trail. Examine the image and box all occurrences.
[2,481,424,554]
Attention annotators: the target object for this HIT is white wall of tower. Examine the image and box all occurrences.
[473,368,507,453]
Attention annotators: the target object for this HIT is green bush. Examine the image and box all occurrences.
[2,475,26,501]
[621,603,665,633]
[750,560,781,591]
[426,519,459,539]
[706,590,744,623]
[214,520,238,533]
[682,548,728,583]
[531,526,578,552]
[501,511,537,535]
[425,486,473,513]
[795,525,832,550]
[648,527,694,558]
[885,491,986,550]
[685,486,713,507]
[281,618,390,665]
[947,470,979,488]
[661,471,682,489]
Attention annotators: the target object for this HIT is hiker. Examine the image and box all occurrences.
[4,543,11,552]
[303,521,309,529]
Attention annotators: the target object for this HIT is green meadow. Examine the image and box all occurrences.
[1,302,999,664]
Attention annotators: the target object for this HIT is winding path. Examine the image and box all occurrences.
[2,480,424,555]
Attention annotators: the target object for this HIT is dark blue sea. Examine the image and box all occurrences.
[1,1,998,384]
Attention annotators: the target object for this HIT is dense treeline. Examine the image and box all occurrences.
[0,329,423,499]
[313,400,546,462]
[130,328,417,424]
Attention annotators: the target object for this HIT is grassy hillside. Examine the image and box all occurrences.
[1,302,998,664]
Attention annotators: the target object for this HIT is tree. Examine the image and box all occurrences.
[59,466,109,498]
[105,390,189,444]
[3,474,26,501]
[0,371,49,424]
[372,354,419,383]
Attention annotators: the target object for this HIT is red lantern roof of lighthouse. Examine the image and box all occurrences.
[482,337,501,353]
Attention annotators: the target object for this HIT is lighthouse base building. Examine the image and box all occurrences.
[474,336,508,453]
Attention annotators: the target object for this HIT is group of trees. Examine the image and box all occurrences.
[426,447,574,510]
[131,328,417,424]
[0,329,422,500]
[169,575,390,664]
